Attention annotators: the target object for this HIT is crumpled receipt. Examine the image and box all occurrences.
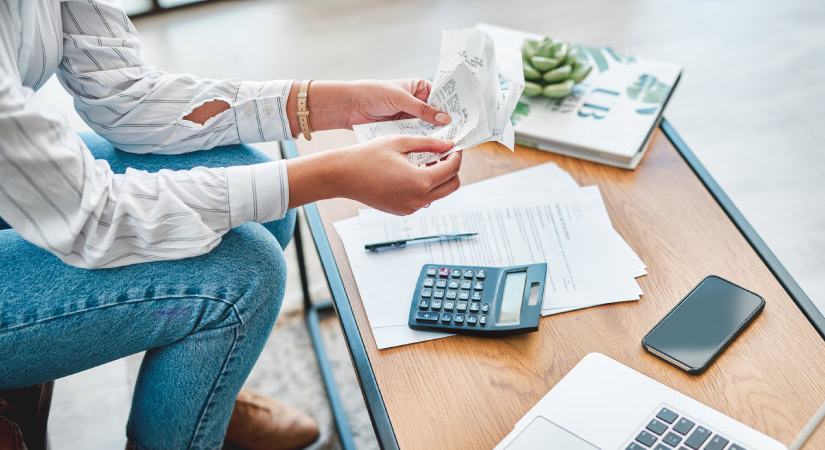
[352,28,525,165]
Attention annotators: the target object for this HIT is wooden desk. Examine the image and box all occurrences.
[284,121,825,449]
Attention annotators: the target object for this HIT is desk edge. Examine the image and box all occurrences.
[281,140,400,450]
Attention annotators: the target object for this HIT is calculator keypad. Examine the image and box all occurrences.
[413,265,490,329]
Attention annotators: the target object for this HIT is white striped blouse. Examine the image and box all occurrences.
[0,0,293,268]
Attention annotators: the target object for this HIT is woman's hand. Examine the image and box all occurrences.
[287,80,451,136]
[286,136,461,215]
[343,79,451,128]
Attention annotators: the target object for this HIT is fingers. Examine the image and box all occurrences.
[424,174,461,204]
[399,94,451,126]
[392,136,454,155]
[423,150,462,187]
[411,79,432,102]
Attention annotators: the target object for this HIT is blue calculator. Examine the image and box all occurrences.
[408,263,547,336]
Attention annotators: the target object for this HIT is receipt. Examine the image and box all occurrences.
[353,29,525,165]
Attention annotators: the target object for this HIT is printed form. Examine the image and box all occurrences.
[335,164,647,349]
[353,28,525,164]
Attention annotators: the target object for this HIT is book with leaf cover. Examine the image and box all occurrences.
[476,23,682,169]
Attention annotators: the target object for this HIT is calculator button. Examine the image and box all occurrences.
[440,312,452,323]
[458,290,470,300]
[463,269,474,278]
[662,431,682,446]
[469,302,480,313]
[646,419,667,436]
[448,280,460,289]
[474,281,484,290]
[438,267,450,278]
[435,279,447,288]
[426,267,438,276]
[460,280,472,290]
[415,311,439,323]
[433,289,445,299]
[673,418,694,435]
[479,315,487,326]
[446,290,457,300]
[423,278,435,287]
[684,427,711,449]
[476,270,486,279]
[466,314,478,325]
[704,436,728,450]
[656,408,678,424]
[481,303,490,313]
[430,299,442,310]
[443,301,455,311]
[451,269,462,278]
[456,301,468,312]
[421,288,432,298]
[418,299,430,309]
[471,291,482,301]
[453,313,465,324]
[634,430,657,447]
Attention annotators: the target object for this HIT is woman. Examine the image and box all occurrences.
[0,1,461,449]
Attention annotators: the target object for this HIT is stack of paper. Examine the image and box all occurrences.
[334,163,647,349]
[353,28,525,165]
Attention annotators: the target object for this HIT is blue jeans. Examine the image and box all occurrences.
[0,133,296,450]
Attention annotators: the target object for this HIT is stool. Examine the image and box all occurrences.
[0,382,53,450]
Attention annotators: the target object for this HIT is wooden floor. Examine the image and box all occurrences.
[32,0,825,448]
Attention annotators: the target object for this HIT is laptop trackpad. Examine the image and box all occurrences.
[505,416,600,450]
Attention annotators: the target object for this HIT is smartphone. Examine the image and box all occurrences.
[642,275,765,374]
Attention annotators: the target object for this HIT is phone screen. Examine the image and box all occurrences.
[644,276,764,371]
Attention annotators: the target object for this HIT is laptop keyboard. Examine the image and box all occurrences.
[625,405,748,450]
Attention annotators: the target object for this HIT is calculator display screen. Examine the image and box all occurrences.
[498,272,526,325]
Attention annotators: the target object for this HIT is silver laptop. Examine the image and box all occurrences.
[495,353,785,450]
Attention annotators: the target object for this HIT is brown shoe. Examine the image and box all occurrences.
[0,417,26,450]
[224,389,319,450]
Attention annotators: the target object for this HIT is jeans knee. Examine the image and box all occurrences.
[223,224,288,324]
[262,208,297,249]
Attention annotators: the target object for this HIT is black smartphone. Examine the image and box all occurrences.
[642,275,765,374]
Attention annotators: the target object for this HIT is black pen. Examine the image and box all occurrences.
[364,233,478,252]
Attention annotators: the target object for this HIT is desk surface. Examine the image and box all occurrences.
[290,124,825,449]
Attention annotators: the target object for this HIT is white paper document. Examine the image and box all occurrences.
[334,163,647,349]
[353,28,525,165]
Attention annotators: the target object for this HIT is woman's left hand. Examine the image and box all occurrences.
[344,79,452,128]
[289,79,452,137]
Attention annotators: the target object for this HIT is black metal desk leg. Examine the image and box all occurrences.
[292,212,357,449]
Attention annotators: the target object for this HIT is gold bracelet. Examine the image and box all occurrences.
[297,80,313,141]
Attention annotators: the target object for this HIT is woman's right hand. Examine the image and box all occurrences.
[286,135,462,215]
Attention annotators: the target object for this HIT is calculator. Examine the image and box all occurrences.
[408,263,547,336]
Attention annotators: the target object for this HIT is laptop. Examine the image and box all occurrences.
[494,353,786,450]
